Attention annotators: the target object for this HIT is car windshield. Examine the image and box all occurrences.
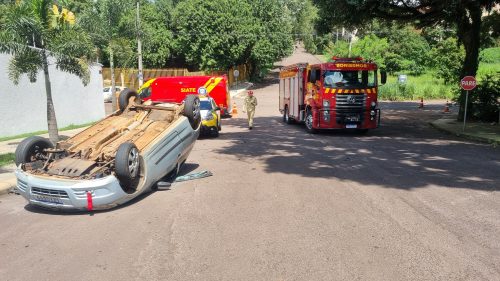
[200,100,212,110]
[323,70,376,88]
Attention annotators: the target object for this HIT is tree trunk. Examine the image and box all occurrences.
[457,2,482,120]
[42,49,60,144]
[110,47,117,111]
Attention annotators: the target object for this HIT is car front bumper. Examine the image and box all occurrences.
[15,169,129,211]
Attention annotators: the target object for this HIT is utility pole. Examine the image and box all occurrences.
[136,0,144,87]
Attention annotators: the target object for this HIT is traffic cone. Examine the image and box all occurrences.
[231,102,238,116]
[418,98,424,109]
[443,100,451,113]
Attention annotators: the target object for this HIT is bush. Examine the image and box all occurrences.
[455,75,500,122]
[479,47,500,63]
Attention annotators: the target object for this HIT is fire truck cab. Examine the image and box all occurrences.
[279,57,386,133]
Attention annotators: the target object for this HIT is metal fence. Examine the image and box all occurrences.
[102,64,251,89]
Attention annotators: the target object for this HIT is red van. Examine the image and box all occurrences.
[138,75,232,116]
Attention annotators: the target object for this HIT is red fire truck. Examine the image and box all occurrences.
[138,75,232,116]
[279,57,386,133]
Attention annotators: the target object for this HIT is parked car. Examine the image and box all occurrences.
[103,86,125,103]
[200,96,221,137]
[15,89,201,211]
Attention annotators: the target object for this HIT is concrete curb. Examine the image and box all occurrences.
[430,120,500,146]
[0,174,16,196]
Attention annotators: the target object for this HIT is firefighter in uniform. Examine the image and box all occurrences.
[243,90,258,129]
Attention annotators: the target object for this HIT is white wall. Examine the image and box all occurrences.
[0,54,105,137]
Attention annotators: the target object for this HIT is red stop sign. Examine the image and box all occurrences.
[461,76,477,91]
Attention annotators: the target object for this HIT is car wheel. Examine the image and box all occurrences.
[115,142,140,191]
[118,88,138,112]
[184,95,201,129]
[212,127,219,137]
[217,119,222,131]
[305,111,317,134]
[15,136,54,166]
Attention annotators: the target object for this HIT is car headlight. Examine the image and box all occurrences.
[204,113,214,120]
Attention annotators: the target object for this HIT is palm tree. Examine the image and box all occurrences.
[0,0,93,144]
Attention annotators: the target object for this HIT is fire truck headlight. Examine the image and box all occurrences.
[323,100,330,108]
[370,110,376,116]
[371,101,377,108]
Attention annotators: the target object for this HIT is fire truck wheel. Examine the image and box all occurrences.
[283,106,293,124]
[119,88,138,112]
[184,95,201,129]
[305,112,317,134]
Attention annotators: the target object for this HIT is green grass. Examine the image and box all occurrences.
[0,153,15,167]
[379,72,455,101]
[0,122,95,142]
[379,62,499,101]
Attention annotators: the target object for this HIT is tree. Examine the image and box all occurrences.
[78,0,135,111]
[283,0,319,53]
[0,0,93,143]
[430,37,465,84]
[172,0,257,70]
[248,0,294,77]
[120,0,173,68]
[315,0,500,116]
[384,26,431,75]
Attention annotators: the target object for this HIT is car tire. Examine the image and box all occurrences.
[212,127,219,137]
[118,88,138,112]
[184,95,201,129]
[115,142,140,191]
[305,111,317,134]
[15,136,54,166]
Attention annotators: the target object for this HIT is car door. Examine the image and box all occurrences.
[211,98,220,125]
[146,130,183,182]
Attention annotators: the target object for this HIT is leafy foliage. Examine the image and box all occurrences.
[479,47,500,63]
[455,74,500,122]
[0,0,93,85]
[430,37,465,84]
[172,0,293,76]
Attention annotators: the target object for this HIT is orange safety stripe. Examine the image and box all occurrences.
[338,89,343,94]
[203,77,223,94]
[366,89,372,94]
[325,88,330,94]
[355,89,360,94]
[206,77,223,93]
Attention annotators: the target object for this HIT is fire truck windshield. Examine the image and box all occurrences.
[323,70,376,88]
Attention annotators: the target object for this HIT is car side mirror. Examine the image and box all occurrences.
[381,70,387,85]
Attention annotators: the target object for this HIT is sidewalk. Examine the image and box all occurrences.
[229,82,253,98]
[0,127,88,195]
[431,118,500,145]
[0,127,88,155]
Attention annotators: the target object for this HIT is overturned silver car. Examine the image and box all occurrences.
[15,90,201,211]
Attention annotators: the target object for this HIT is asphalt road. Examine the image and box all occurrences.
[1,48,499,281]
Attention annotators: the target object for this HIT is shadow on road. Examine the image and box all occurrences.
[216,114,499,192]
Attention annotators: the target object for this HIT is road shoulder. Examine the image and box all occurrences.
[430,118,500,145]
